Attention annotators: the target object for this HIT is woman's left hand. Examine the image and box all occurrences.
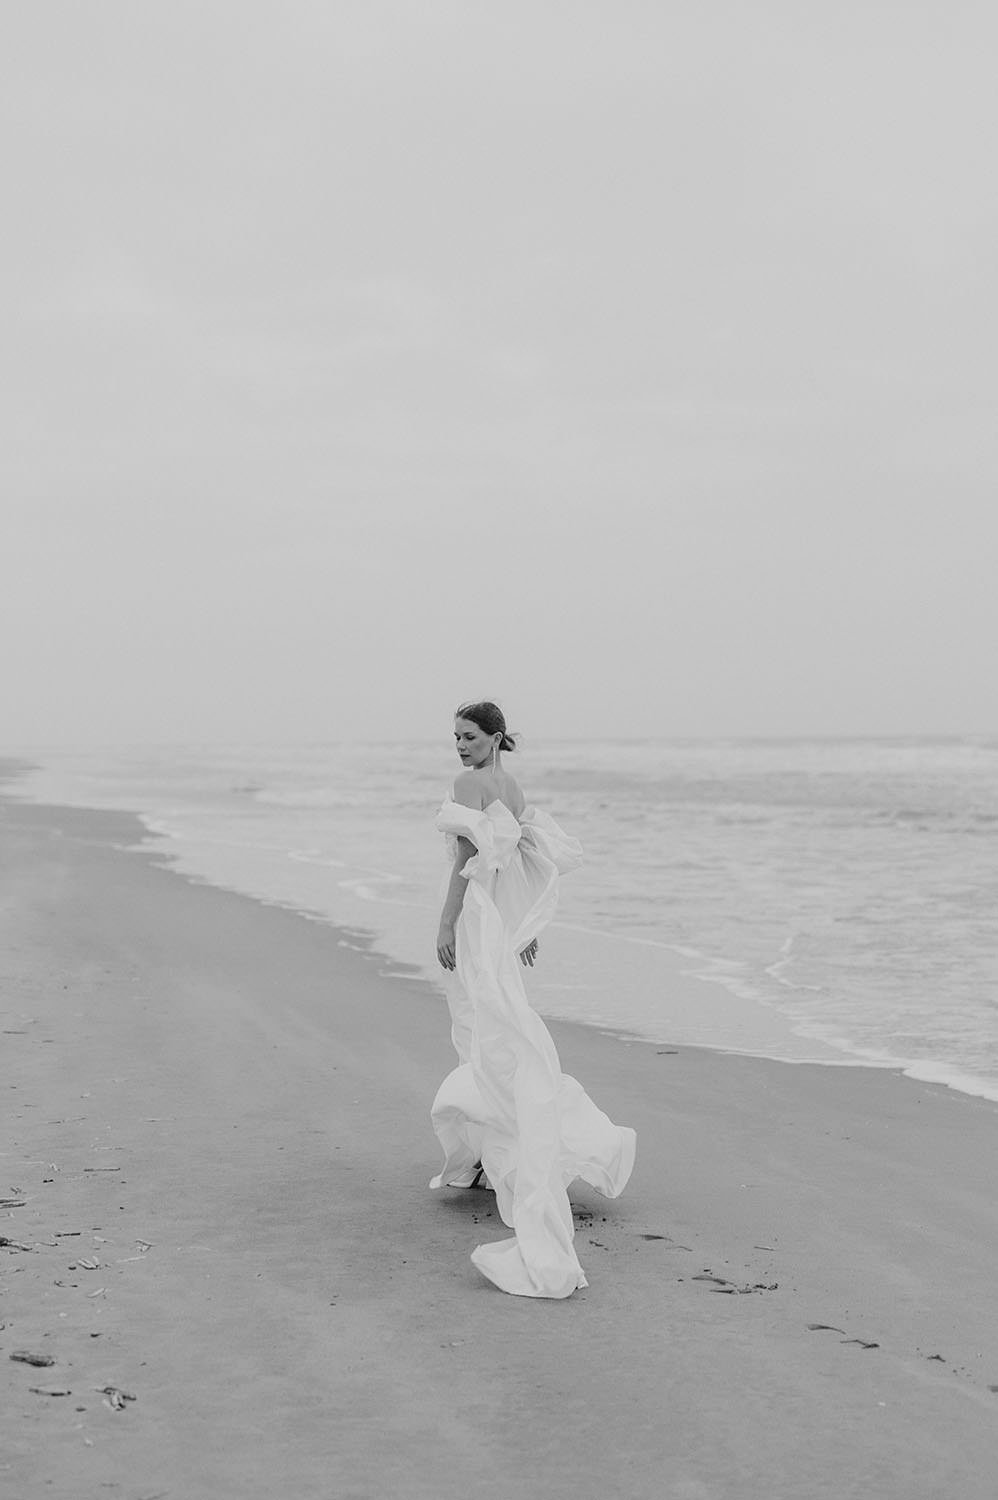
[437,923,457,971]
[519,938,539,968]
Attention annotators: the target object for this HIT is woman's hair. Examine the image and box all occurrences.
[455,701,517,752]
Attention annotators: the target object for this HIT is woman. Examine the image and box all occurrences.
[431,701,636,1299]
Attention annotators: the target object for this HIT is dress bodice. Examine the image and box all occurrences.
[435,796,583,883]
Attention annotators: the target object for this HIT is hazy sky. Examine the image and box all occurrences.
[3,2,996,745]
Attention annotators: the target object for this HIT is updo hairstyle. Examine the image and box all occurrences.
[456,701,517,753]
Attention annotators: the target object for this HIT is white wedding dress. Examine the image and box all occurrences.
[430,793,636,1299]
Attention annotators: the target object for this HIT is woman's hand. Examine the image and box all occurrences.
[437,923,457,971]
[519,937,539,968]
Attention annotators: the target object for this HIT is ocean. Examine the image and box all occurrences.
[8,737,998,1102]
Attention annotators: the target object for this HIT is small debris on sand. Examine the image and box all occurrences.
[692,1272,777,1294]
[10,1351,56,1368]
[712,1281,779,1295]
[806,1324,878,1348]
[98,1385,136,1410]
[29,1385,72,1397]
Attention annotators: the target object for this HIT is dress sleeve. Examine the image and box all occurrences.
[518,807,583,875]
[436,798,521,878]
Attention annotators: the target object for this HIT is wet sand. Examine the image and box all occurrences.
[2,795,998,1500]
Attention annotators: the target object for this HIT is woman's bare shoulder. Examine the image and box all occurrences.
[452,768,525,816]
[496,771,527,816]
[452,769,488,810]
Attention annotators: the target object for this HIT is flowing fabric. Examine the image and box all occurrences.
[430,795,636,1298]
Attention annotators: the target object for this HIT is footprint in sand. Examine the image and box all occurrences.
[694,1271,778,1294]
[806,1323,879,1349]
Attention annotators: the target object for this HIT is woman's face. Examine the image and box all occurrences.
[454,716,498,770]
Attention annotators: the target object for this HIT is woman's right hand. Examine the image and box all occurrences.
[437,923,457,971]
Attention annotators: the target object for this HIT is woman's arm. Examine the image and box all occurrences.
[436,835,476,971]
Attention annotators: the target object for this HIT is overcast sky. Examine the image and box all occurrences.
[3,2,996,746]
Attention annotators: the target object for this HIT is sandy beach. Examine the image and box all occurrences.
[3,793,998,1500]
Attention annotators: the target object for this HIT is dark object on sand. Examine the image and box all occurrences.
[712,1281,779,1294]
[806,1324,878,1348]
[10,1351,56,1368]
[29,1385,72,1397]
[98,1385,136,1410]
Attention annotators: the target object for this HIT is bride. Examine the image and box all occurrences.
[432,700,636,1299]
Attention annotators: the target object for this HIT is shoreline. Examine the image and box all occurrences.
[3,794,998,1496]
[8,754,998,1106]
[71,800,998,1099]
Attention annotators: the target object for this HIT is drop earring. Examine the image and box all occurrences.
[491,740,498,773]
